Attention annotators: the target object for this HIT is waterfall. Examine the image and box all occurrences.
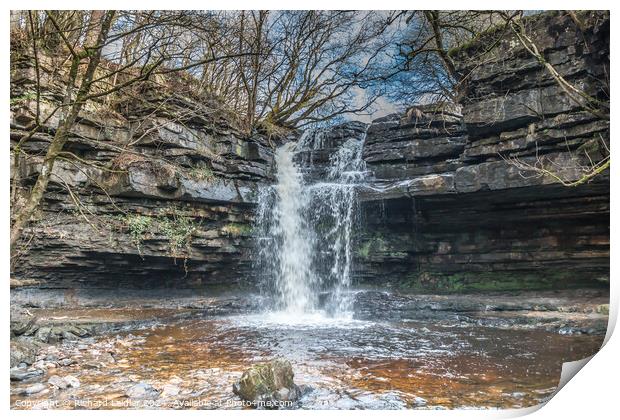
[256,125,368,318]
[310,136,368,316]
[256,143,318,315]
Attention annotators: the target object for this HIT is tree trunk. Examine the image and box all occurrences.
[10,11,115,254]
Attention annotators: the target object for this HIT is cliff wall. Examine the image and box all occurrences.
[355,11,609,290]
[10,11,610,292]
[10,50,276,288]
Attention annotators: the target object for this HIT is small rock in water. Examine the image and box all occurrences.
[161,383,180,397]
[48,375,67,389]
[10,367,43,381]
[412,396,428,407]
[65,375,81,388]
[233,358,301,408]
[48,375,80,389]
[126,382,160,399]
[22,383,47,395]
[10,340,39,367]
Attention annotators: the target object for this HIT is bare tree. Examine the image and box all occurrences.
[9,10,260,252]
[387,10,507,104]
[11,11,117,250]
[497,10,610,186]
[173,11,397,130]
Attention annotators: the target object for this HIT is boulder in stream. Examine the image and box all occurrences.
[48,375,81,389]
[10,340,39,367]
[232,358,301,407]
[125,382,160,399]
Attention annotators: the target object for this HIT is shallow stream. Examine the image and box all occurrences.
[11,289,607,410]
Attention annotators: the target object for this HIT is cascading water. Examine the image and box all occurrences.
[255,125,369,318]
[310,136,368,316]
[256,143,318,315]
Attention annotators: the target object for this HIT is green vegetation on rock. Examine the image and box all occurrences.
[157,214,200,259]
[118,211,200,260]
[188,161,215,181]
[222,223,252,237]
[120,214,154,254]
[398,270,601,293]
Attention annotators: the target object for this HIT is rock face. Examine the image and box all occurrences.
[294,120,369,180]
[10,11,610,292]
[354,11,609,290]
[232,358,300,406]
[363,104,467,188]
[10,49,277,288]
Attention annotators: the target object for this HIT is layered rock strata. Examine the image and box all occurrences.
[11,50,275,288]
[354,11,609,290]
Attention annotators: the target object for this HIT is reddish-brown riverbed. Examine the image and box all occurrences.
[10,289,608,410]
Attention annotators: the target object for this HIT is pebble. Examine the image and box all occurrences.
[65,375,81,388]
[48,375,81,389]
[126,382,160,399]
[22,383,47,395]
[161,383,181,397]
[10,367,44,381]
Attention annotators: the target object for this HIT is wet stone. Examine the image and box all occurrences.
[161,383,181,397]
[10,340,39,367]
[126,382,160,399]
[48,375,80,389]
[22,383,47,395]
[10,367,44,382]
[233,358,301,407]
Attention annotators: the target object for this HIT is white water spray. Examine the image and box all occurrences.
[256,126,368,318]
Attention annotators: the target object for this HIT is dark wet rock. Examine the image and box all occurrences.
[10,367,44,381]
[34,327,53,343]
[233,358,301,407]
[352,289,609,334]
[21,383,47,395]
[353,12,609,291]
[11,44,275,289]
[126,382,161,399]
[48,375,80,389]
[24,324,92,344]
[10,340,39,367]
[11,306,38,336]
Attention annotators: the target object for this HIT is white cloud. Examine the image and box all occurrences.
[348,86,400,123]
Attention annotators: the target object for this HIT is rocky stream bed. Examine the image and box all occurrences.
[10,287,608,410]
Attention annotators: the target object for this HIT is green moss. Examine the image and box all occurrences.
[158,214,199,258]
[596,304,609,315]
[399,270,581,293]
[188,161,215,181]
[447,21,509,58]
[118,211,199,260]
[356,234,387,259]
[10,92,37,106]
[119,214,154,254]
[222,223,252,237]
[357,241,372,259]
